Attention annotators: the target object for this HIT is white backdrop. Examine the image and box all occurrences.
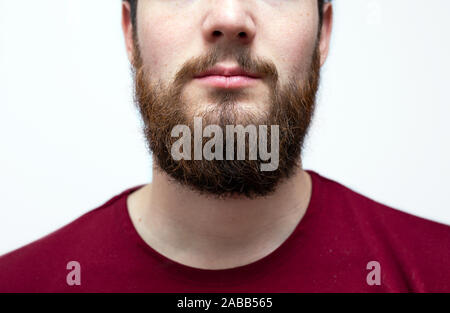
[1,0,449,255]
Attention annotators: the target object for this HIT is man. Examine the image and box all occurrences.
[1,0,449,293]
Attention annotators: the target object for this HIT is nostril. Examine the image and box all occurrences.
[212,30,222,37]
[238,32,247,38]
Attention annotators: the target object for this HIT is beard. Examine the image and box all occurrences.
[131,40,321,199]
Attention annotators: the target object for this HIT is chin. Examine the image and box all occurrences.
[185,102,271,127]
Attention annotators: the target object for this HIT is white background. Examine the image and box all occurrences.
[1,0,449,255]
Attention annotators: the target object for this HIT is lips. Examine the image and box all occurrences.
[193,65,262,89]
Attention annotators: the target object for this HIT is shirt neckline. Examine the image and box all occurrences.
[118,170,322,285]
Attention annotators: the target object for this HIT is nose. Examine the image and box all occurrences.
[202,0,256,46]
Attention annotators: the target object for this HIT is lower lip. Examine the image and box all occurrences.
[194,75,260,89]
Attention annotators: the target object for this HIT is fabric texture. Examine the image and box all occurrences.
[1,170,449,292]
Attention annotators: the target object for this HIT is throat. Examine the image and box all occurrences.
[126,168,312,270]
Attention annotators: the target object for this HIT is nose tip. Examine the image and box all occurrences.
[202,3,256,45]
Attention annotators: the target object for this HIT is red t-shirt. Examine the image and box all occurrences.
[1,170,449,292]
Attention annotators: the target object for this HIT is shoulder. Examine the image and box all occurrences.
[308,170,450,291]
[309,170,450,235]
[0,186,140,292]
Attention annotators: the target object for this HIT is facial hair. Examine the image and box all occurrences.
[132,40,321,199]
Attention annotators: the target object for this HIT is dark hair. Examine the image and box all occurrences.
[126,0,138,30]
[124,0,327,32]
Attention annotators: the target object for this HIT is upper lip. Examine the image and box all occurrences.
[194,65,261,79]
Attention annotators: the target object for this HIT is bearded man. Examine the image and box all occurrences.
[1,0,450,293]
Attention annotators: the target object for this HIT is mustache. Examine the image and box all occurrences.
[134,43,280,92]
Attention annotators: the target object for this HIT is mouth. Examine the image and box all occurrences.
[193,65,262,89]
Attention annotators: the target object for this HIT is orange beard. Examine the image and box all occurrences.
[132,41,321,198]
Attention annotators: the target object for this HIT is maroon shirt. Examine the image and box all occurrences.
[1,170,449,292]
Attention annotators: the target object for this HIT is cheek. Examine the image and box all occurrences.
[138,30,172,81]
[137,15,191,82]
[267,20,318,83]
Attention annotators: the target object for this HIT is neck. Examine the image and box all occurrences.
[127,157,312,270]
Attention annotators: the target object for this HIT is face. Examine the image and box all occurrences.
[122,0,333,198]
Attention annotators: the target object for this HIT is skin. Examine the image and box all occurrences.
[122,0,333,270]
